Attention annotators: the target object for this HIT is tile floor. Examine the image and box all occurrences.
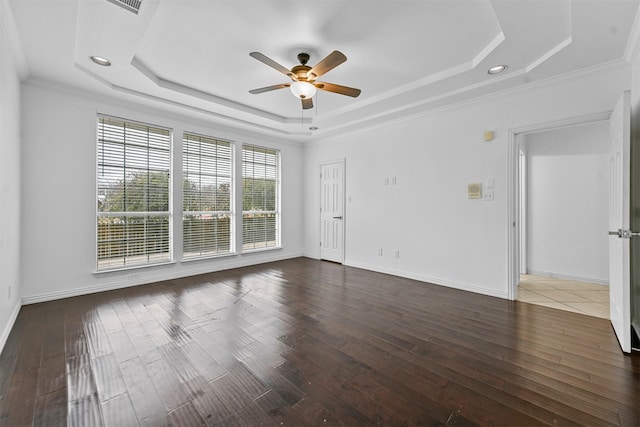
[517,274,610,319]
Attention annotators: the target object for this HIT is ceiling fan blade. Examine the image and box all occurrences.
[315,82,361,97]
[249,83,290,94]
[302,98,313,109]
[249,52,296,80]
[307,50,347,80]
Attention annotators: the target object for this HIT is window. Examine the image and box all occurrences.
[97,116,172,270]
[183,133,233,259]
[242,145,280,250]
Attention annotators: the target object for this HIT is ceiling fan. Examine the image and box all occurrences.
[249,50,361,110]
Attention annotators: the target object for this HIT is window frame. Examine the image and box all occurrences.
[241,144,281,252]
[182,131,235,261]
[96,115,173,272]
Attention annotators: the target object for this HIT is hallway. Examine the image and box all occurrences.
[517,274,609,319]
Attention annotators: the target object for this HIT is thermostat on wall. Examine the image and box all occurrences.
[468,183,482,199]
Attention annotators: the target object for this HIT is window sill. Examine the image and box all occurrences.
[241,246,283,255]
[93,247,283,275]
[93,261,176,275]
[181,252,238,263]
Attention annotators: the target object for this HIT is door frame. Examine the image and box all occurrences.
[319,159,346,263]
[507,112,612,300]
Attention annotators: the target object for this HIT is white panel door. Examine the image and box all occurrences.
[320,161,344,263]
[608,91,631,353]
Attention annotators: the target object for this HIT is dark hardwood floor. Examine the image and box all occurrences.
[0,257,639,426]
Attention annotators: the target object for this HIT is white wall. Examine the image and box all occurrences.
[20,82,304,302]
[303,64,630,298]
[523,122,610,283]
[0,1,24,350]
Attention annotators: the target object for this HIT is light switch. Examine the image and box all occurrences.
[484,178,494,189]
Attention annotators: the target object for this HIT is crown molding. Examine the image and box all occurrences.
[311,58,628,143]
[130,57,294,124]
[525,36,572,73]
[624,5,640,64]
[23,77,308,146]
[73,61,313,139]
[22,52,630,146]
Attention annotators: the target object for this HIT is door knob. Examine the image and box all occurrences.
[333,216,343,219]
[609,229,640,238]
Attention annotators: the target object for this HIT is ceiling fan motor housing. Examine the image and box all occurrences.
[292,65,312,81]
[292,53,313,81]
[297,52,310,65]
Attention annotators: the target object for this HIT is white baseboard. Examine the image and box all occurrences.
[344,259,509,299]
[525,270,609,286]
[22,252,304,305]
[0,301,21,355]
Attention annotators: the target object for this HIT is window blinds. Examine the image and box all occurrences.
[242,144,280,250]
[97,116,172,270]
[183,133,234,259]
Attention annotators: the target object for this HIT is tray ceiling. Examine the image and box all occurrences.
[6,0,639,140]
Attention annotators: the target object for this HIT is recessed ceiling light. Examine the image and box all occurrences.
[309,127,319,131]
[90,56,111,66]
[488,65,507,75]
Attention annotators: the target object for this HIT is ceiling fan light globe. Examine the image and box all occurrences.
[290,81,317,99]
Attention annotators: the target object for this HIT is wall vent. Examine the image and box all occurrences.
[106,0,141,14]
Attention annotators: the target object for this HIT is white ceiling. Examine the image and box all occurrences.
[6,0,640,141]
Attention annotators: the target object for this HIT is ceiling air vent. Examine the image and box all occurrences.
[106,0,141,14]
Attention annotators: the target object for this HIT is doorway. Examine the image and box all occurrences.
[517,275,610,318]
[508,113,612,316]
